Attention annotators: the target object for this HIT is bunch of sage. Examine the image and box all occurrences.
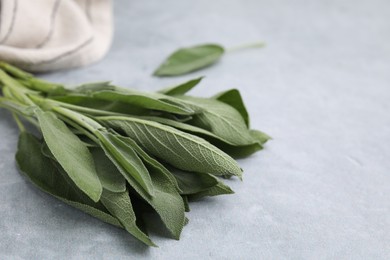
[0,62,269,246]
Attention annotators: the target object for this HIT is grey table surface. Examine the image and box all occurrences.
[1,0,390,259]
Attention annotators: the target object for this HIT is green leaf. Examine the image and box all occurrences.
[154,44,225,76]
[116,136,181,193]
[100,189,156,247]
[138,116,263,158]
[91,148,127,193]
[74,81,114,94]
[182,196,190,212]
[117,136,186,239]
[95,131,155,197]
[213,89,250,127]
[92,89,194,115]
[99,116,243,179]
[188,178,234,201]
[95,132,186,239]
[36,110,102,202]
[158,77,203,96]
[175,96,255,146]
[170,168,218,195]
[250,129,272,145]
[15,132,121,228]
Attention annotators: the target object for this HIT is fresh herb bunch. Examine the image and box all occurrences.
[0,62,270,246]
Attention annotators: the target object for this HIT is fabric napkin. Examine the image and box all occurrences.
[0,0,112,72]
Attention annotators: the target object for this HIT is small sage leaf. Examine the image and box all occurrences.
[154,44,225,76]
[158,77,203,96]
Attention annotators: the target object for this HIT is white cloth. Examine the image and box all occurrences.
[0,0,112,72]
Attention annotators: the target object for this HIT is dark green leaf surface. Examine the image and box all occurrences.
[154,44,225,76]
[16,132,121,228]
[91,148,127,193]
[36,110,102,202]
[99,116,243,178]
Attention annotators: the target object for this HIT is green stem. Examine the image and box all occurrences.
[12,113,26,132]
[226,41,266,53]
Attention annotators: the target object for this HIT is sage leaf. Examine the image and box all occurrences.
[176,96,255,146]
[213,89,250,127]
[100,189,156,247]
[91,148,127,193]
[154,44,224,76]
[139,117,264,158]
[188,178,234,201]
[92,90,194,115]
[117,136,181,192]
[158,77,203,96]
[36,110,102,202]
[250,129,272,145]
[16,132,121,228]
[170,169,218,195]
[117,136,186,239]
[99,116,243,178]
[95,131,155,197]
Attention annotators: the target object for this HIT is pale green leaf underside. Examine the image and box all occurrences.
[99,116,242,178]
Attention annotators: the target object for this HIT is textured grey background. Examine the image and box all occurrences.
[1,0,390,259]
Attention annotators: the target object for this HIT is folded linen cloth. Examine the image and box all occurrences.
[0,0,112,72]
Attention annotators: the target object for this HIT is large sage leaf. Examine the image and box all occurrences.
[16,132,121,228]
[139,116,264,157]
[99,116,242,179]
[36,110,102,202]
[100,189,156,247]
[175,96,255,146]
[153,44,225,76]
[95,131,155,197]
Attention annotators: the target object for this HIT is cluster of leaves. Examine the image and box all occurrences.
[0,61,269,246]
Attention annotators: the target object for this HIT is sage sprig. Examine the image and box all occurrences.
[0,61,270,246]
